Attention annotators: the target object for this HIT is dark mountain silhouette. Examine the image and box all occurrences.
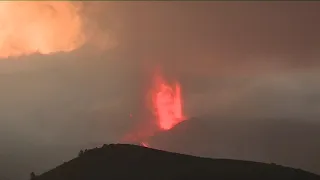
[33,144,319,180]
[147,117,320,174]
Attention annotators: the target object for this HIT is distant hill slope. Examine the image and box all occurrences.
[35,144,320,180]
[148,117,320,174]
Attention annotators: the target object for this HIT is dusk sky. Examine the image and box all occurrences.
[0,2,320,180]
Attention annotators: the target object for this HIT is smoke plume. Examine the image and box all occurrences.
[0,1,114,59]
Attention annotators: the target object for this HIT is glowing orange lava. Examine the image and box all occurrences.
[121,70,186,146]
[151,72,185,130]
[140,142,149,147]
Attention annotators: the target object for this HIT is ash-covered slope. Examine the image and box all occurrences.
[147,117,320,174]
[34,144,319,180]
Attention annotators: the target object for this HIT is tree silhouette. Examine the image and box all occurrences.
[30,172,36,180]
[78,150,84,157]
[102,144,108,148]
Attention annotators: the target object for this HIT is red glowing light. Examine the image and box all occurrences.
[151,72,186,130]
[121,69,186,145]
[140,142,149,147]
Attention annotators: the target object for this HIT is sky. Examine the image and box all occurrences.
[0,1,320,179]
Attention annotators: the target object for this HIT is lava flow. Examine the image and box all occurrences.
[151,72,186,131]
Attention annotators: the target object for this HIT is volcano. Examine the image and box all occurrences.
[121,69,186,144]
[146,117,320,175]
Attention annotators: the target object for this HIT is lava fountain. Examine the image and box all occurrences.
[151,71,186,131]
[121,69,186,145]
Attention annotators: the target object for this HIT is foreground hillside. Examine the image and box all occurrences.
[34,144,319,180]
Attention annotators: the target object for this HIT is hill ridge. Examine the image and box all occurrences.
[34,144,320,180]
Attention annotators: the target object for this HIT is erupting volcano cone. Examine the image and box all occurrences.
[121,69,186,145]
